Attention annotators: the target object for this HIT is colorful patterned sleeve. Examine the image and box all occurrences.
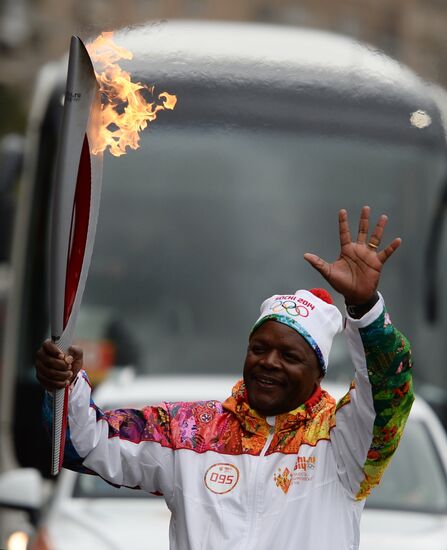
[331,294,414,500]
[42,371,176,498]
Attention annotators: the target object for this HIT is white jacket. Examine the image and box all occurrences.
[44,296,414,550]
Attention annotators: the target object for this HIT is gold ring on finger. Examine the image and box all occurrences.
[368,242,379,249]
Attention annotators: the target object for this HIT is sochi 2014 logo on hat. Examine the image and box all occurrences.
[204,463,239,494]
[271,300,307,317]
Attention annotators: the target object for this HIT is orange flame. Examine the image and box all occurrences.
[86,32,177,157]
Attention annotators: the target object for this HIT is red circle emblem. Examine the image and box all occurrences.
[204,463,240,494]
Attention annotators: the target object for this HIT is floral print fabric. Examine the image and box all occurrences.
[353,309,414,499]
[43,306,413,502]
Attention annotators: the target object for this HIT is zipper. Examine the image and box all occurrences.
[245,425,275,549]
[261,426,275,456]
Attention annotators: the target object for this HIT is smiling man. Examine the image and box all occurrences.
[244,319,323,415]
[244,288,341,416]
[36,207,414,550]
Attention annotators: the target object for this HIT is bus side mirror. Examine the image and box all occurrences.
[425,179,447,323]
[0,134,24,262]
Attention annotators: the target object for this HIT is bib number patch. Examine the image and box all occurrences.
[204,463,239,494]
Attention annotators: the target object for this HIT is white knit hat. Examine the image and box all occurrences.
[251,288,343,374]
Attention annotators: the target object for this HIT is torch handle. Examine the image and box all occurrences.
[51,386,69,476]
[51,337,71,476]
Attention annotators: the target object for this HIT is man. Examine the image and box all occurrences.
[36,207,414,550]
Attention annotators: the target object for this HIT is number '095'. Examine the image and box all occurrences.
[210,472,234,484]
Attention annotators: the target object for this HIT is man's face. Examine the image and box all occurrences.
[243,320,323,416]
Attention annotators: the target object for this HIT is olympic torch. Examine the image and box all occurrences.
[49,31,177,475]
[50,36,102,475]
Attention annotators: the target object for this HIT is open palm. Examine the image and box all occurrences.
[304,206,401,305]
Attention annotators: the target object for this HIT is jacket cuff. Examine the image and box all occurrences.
[69,370,88,396]
[345,292,385,328]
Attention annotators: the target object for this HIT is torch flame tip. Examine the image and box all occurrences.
[86,31,177,157]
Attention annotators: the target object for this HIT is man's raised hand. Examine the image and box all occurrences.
[303,206,401,305]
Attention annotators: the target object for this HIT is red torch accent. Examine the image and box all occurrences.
[63,135,91,328]
[58,133,91,470]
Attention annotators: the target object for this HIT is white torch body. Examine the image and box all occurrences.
[50,36,102,475]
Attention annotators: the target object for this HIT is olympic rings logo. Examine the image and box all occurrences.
[271,300,309,318]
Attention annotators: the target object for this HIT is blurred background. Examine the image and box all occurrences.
[1,2,447,550]
[3,0,447,137]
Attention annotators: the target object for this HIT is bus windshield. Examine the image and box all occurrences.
[77,126,446,379]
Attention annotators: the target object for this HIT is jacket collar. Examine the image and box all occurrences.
[222,379,327,437]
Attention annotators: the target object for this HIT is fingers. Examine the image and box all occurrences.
[35,354,73,390]
[366,212,401,263]
[42,339,64,359]
[36,358,72,390]
[303,253,331,279]
[368,214,388,248]
[356,205,370,244]
[36,343,71,372]
[378,237,402,264]
[352,207,400,261]
[67,345,83,363]
[35,340,84,391]
[338,209,351,248]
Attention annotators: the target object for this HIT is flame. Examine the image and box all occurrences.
[86,32,177,157]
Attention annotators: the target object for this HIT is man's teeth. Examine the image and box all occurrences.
[258,377,276,385]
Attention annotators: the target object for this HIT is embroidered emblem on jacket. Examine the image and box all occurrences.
[273,467,293,494]
[294,456,316,471]
[274,457,318,493]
